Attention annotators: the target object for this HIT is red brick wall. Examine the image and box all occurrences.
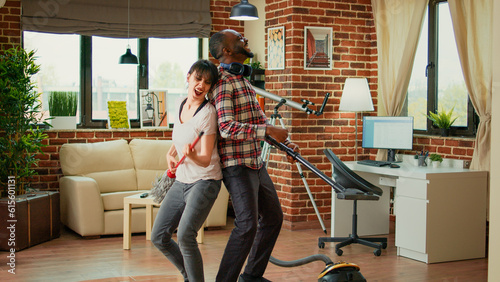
[30,130,172,190]
[2,0,476,230]
[262,0,379,229]
[0,0,21,51]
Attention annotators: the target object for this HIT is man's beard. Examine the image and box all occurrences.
[235,45,254,58]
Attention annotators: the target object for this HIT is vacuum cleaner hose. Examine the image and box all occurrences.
[269,254,333,268]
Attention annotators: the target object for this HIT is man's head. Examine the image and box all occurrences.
[209,29,254,64]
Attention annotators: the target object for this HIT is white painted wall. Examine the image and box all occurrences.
[244,0,266,66]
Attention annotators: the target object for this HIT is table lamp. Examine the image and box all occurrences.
[339,78,374,160]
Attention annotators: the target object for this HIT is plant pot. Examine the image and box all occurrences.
[431,161,440,168]
[0,191,60,251]
[50,116,76,130]
[440,128,450,137]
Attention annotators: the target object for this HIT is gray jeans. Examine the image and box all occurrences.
[151,179,221,282]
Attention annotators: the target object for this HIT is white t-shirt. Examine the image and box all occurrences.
[172,98,222,184]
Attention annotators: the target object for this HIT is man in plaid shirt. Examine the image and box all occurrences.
[209,29,299,282]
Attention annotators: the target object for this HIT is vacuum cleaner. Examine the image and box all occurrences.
[265,136,373,281]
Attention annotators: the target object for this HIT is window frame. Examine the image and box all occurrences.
[74,36,203,129]
[411,0,478,137]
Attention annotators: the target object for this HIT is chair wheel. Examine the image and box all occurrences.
[318,242,325,249]
[382,242,387,249]
[336,248,343,256]
[374,249,382,256]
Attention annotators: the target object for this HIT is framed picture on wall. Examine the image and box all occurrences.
[268,26,285,70]
[304,26,333,70]
[139,89,168,128]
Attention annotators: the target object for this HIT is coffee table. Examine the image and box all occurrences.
[123,193,204,250]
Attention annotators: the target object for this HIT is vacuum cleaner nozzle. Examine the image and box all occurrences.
[317,262,366,282]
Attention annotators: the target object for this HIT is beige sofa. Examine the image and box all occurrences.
[59,138,229,237]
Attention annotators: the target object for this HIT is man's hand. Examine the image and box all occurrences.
[265,125,288,143]
[286,142,299,163]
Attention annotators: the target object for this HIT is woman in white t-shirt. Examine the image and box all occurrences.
[151,60,222,282]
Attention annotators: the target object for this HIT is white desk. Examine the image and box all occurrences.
[331,155,487,263]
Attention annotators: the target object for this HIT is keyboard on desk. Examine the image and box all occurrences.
[357,159,392,167]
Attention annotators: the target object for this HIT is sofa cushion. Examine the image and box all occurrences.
[101,190,149,211]
[129,139,172,190]
[60,139,137,193]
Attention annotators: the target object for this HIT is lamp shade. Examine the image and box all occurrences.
[230,0,259,21]
[339,78,374,112]
[119,47,138,64]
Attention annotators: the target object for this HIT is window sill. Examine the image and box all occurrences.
[413,133,475,140]
[46,128,173,132]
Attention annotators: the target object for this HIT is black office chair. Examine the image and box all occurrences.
[318,149,388,256]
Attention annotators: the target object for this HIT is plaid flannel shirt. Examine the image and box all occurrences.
[211,67,267,169]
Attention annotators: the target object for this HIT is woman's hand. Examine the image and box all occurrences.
[166,148,178,173]
[183,143,197,160]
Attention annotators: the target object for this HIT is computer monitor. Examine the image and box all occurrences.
[362,116,414,162]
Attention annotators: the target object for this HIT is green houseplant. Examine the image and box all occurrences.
[0,47,59,251]
[427,107,458,136]
[49,91,77,116]
[429,153,443,168]
[429,153,443,163]
[248,60,265,89]
[48,91,77,129]
[0,47,48,196]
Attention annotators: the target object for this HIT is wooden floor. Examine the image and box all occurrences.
[0,218,488,282]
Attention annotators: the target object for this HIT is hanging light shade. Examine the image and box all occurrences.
[119,0,138,64]
[119,46,138,64]
[230,0,259,21]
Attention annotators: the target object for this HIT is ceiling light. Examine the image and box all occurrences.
[119,0,138,64]
[230,0,259,21]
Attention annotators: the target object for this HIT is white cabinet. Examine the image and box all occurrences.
[345,159,488,264]
[394,174,487,263]
[395,178,429,261]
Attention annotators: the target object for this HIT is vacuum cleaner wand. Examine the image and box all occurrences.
[265,136,345,194]
[265,136,378,201]
[265,135,368,281]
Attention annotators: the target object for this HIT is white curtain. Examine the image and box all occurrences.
[371,0,428,159]
[448,0,493,171]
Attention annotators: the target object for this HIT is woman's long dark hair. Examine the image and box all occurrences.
[188,59,219,99]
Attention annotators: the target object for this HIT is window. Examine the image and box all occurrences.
[92,36,139,120]
[23,32,81,124]
[23,32,201,128]
[407,0,477,136]
[148,38,200,124]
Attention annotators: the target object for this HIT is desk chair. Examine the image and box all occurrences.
[318,149,387,256]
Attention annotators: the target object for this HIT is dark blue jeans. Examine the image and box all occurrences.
[216,165,283,282]
[151,179,221,282]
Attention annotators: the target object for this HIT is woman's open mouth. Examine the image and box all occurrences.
[194,88,204,96]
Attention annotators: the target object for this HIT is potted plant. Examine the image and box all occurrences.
[429,153,443,168]
[0,47,59,251]
[248,60,265,89]
[426,107,458,137]
[48,91,78,129]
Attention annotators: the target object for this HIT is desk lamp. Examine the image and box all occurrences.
[339,78,374,161]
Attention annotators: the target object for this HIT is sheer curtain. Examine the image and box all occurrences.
[448,0,493,171]
[371,0,428,160]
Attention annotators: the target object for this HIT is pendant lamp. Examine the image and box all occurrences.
[119,0,138,64]
[230,0,259,21]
